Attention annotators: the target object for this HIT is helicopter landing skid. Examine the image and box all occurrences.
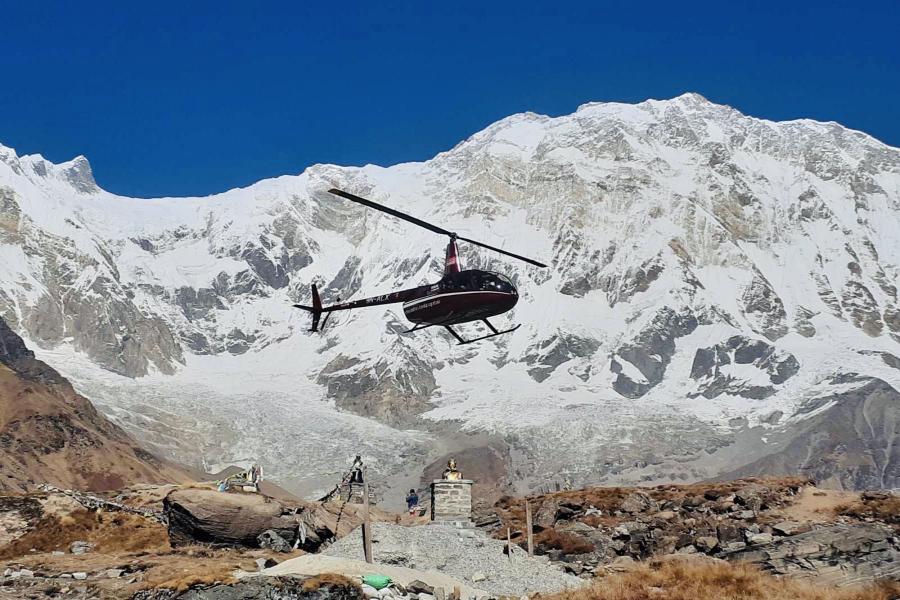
[445,319,521,345]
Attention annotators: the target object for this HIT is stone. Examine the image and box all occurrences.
[695,536,719,552]
[72,572,88,580]
[717,524,743,544]
[361,584,380,597]
[675,544,698,554]
[621,492,658,514]
[654,510,676,520]
[734,486,766,512]
[52,550,65,556]
[254,558,278,571]
[106,569,124,579]
[407,580,435,595]
[772,521,809,536]
[748,533,774,545]
[533,499,559,529]
[258,529,293,553]
[738,510,756,520]
[471,573,487,582]
[607,556,635,572]
[70,540,93,555]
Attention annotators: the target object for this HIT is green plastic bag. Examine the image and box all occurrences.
[362,574,392,590]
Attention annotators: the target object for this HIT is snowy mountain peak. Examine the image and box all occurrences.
[1,96,899,494]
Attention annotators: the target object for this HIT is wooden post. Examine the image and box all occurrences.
[506,527,512,562]
[525,499,534,557]
[362,480,373,563]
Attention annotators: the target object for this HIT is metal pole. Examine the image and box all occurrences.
[363,480,373,563]
[525,499,534,557]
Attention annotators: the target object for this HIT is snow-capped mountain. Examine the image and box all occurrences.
[1,93,898,495]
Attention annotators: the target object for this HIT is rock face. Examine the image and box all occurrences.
[721,378,900,490]
[0,317,191,492]
[689,336,799,399]
[721,524,900,587]
[1,94,900,493]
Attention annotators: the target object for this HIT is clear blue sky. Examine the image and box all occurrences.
[1,1,897,198]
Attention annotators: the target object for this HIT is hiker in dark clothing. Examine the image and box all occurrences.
[406,489,419,512]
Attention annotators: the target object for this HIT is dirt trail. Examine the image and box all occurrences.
[773,486,858,523]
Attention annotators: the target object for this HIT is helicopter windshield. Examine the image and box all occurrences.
[442,270,516,294]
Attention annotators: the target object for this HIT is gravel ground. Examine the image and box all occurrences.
[323,523,585,597]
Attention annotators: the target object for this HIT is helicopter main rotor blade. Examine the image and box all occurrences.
[328,189,453,237]
[328,188,548,268]
[456,235,548,268]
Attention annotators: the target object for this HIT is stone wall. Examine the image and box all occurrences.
[431,479,473,526]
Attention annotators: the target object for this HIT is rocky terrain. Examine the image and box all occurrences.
[1,94,899,494]
[0,317,192,493]
[1,478,898,599]
[488,477,900,587]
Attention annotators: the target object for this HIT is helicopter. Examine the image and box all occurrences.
[294,189,548,345]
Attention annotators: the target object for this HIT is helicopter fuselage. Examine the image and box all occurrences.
[402,269,518,326]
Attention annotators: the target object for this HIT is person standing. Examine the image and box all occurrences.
[406,489,419,513]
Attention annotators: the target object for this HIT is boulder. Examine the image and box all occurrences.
[620,492,658,514]
[165,488,300,549]
[695,536,719,553]
[716,524,743,545]
[258,529,293,553]
[70,541,93,555]
[734,485,766,512]
[407,581,434,595]
[533,500,559,529]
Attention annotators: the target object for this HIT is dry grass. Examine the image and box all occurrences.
[138,549,248,592]
[836,496,900,528]
[534,528,595,555]
[0,509,169,559]
[302,573,363,593]
[541,558,900,600]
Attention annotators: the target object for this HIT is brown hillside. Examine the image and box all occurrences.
[0,318,192,492]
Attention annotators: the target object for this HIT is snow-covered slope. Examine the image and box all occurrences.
[1,93,898,494]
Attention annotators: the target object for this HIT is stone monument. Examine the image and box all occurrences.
[431,458,474,527]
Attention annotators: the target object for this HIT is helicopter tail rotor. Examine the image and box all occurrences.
[293,283,323,332]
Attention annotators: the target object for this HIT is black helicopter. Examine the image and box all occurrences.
[295,189,547,344]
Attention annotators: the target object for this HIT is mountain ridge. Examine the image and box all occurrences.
[0,317,192,492]
[0,94,898,496]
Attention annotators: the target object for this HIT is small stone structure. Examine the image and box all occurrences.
[337,482,367,504]
[430,479,474,527]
